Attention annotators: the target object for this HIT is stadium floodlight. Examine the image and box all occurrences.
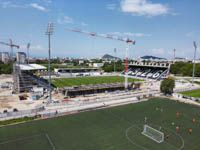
[27,43,30,64]
[192,41,197,86]
[142,125,164,143]
[45,22,54,104]
[173,49,176,63]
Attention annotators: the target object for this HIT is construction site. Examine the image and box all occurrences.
[0,25,199,122]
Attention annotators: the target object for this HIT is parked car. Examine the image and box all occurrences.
[13,108,18,112]
[3,110,8,113]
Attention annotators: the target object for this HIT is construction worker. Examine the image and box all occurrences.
[165,134,169,139]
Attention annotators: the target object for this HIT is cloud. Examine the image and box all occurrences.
[111,31,151,37]
[106,3,116,10]
[151,48,165,55]
[21,44,46,51]
[124,32,151,37]
[57,16,73,24]
[112,32,123,36]
[81,22,88,26]
[1,1,26,8]
[30,3,46,11]
[120,0,168,16]
[43,0,52,4]
[0,1,51,11]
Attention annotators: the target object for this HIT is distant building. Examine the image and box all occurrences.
[79,60,84,65]
[93,63,104,68]
[16,52,26,64]
[1,52,9,64]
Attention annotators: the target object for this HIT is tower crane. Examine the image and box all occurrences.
[0,39,20,60]
[65,27,136,89]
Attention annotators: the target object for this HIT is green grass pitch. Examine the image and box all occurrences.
[0,98,200,150]
[180,89,200,98]
[51,76,141,87]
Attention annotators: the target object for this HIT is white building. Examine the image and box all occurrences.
[1,52,9,64]
[93,63,104,68]
[16,52,26,64]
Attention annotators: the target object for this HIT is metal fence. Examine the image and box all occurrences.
[174,86,200,93]
[0,91,159,121]
[0,107,45,120]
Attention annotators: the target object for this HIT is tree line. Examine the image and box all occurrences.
[0,61,12,74]
[170,62,200,77]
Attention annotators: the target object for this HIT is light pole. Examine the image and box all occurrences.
[114,48,116,73]
[173,49,176,63]
[27,43,30,64]
[192,41,197,86]
[45,22,54,104]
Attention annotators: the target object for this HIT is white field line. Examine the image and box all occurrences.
[105,110,184,150]
[45,133,56,150]
[0,133,43,145]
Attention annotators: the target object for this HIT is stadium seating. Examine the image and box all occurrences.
[122,66,168,80]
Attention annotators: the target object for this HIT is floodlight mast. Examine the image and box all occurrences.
[27,43,31,64]
[45,22,54,104]
[65,27,136,90]
[173,49,176,63]
[192,41,197,86]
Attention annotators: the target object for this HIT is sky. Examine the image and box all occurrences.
[0,0,200,59]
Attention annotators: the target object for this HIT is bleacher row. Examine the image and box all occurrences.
[122,66,168,80]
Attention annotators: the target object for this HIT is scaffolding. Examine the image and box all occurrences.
[13,63,54,93]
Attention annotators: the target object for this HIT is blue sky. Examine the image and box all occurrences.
[0,0,199,59]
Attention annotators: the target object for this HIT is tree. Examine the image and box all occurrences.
[160,78,175,95]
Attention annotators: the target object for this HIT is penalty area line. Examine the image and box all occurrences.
[45,133,56,150]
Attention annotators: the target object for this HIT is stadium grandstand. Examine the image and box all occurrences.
[54,68,100,77]
[60,82,140,97]
[13,63,54,93]
[122,60,171,80]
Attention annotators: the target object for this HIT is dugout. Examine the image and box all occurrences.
[60,82,140,97]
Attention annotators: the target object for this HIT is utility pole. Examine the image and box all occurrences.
[27,43,30,64]
[45,22,54,104]
[114,48,116,73]
[192,41,197,86]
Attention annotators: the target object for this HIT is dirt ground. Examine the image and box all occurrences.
[0,74,47,112]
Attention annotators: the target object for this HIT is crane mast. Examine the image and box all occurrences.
[65,27,136,90]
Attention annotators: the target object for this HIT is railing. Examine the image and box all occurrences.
[0,107,45,120]
[174,86,200,93]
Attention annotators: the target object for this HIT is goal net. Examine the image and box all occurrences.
[141,125,164,143]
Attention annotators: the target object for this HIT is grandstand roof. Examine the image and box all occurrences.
[17,64,46,70]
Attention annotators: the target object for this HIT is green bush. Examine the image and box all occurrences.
[0,115,41,126]
[160,77,175,95]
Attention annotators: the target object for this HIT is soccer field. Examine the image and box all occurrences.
[51,76,141,87]
[0,98,200,150]
[180,89,200,98]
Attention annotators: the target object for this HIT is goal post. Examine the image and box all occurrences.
[142,125,164,143]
